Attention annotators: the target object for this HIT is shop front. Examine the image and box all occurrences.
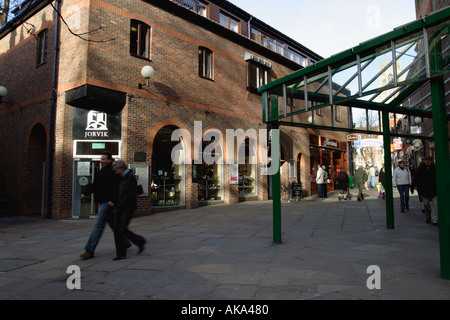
[72,108,122,218]
[151,125,185,207]
[309,135,347,195]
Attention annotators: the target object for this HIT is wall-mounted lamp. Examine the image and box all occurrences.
[0,86,7,104]
[307,115,313,124]
[138,65,155,89]
[414,117,423,125]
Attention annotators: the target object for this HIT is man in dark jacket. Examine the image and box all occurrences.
[415,156,438,225]
[80,151,122,260]
[110,160,146,260]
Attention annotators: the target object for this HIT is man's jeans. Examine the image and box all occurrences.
[397,185,410,212]
[84,202,114,253]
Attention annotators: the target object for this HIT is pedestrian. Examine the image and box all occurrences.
[79,151,129,260]
[323,165,328,198]
[409,163,416,194]
[378,163,385,186]
[354,166,368,201]
[415,156,438,225]
[393,160,412,213]
[110,159,146,260]
[369,166,376,188]
[336,168,349,201]
[315,164,326,199]
[364,165,370,190]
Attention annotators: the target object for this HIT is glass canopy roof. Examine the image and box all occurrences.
[259,7,449,137]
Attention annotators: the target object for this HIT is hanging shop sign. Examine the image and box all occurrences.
[73,108,122,140]
[393,138,403,152]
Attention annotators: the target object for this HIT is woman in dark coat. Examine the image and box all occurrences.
[336,168,349,200]
[110,160,146,260]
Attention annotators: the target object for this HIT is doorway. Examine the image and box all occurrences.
[72,160,101,218]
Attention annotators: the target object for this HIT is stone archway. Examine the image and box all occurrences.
[25,123,47,214]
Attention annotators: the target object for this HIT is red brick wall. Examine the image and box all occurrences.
[0,0,344,218]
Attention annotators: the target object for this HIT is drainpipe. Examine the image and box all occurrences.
[248,16,253,39]
[46,0,61,219]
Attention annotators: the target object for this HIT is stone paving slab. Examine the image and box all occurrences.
[0,187,449,301]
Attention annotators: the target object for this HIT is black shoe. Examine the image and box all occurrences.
[431,222,439,226]
[138,240,146,254]
[113,256,126,260]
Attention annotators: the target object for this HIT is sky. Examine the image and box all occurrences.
[227,0,417,58]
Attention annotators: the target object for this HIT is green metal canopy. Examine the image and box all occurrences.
[259,7,450,279]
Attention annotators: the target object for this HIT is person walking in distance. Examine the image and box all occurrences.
[354,166,368,201]
[336,168,350,201]
[415,156,438,225]
[110,160,146,260]
[316,164,326,199]
[80,151,129,260]
[393,160,412,213]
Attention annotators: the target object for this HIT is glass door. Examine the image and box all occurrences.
[72,160,100,218]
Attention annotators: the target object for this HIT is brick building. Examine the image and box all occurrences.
[0,0,348,219]
[396,0,450,165]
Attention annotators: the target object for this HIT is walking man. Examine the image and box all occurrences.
[80,151,123,260]
[393,160,411,213]
[354,166,368,201]
[415,156,438,225]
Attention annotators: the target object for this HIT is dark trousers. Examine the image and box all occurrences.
[114,209,145,257]
[397,185,410,212]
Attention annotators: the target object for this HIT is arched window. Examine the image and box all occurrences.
[151,126,185,206]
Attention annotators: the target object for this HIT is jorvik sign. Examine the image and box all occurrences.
[73,108,121,140]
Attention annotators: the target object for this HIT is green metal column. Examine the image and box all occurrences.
[271,122,282,244]
[382,110,395,229]
[428,26,450,279]
[430,75,450,279]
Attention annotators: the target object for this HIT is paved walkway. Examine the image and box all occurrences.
[0,187,449,300]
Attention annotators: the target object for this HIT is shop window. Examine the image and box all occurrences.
[199,47,213,80]
[130,20,150,59]
[151,126,185,206]
[247,62,269,92]
[193,135,223,202]
[36,29,48,66]
[238,138,257,197]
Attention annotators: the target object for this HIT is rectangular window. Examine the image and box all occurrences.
[250,28,262,44]
[198,1,207,17]
[36,29,48,66]
[335,105,342,122]
[199,47,213,79]
[130,20,150,59]
[247,62,269,92]
[219,12,239,33]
